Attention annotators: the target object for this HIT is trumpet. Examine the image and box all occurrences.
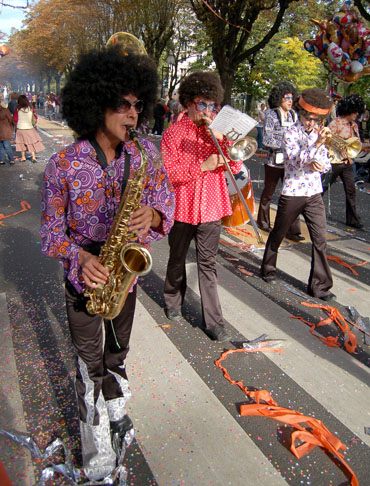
[325,132,362,164]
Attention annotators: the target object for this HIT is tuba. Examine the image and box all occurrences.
[84,128,152,319]
[325,132,362,164]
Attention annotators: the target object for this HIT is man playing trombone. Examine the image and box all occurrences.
[261,88,336,302]
[161,71,243,341]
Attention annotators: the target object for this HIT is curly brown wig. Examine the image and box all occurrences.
[267,81,298,109]
[337,94,365,117]
[294,88,333,119]
[178,71,224,107]
[61,45,159,139]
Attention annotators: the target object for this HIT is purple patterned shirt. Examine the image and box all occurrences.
[40,138,175,293]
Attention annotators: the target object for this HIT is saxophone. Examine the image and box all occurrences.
[84,127,153,319]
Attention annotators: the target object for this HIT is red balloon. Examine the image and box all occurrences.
[0,45,9,57]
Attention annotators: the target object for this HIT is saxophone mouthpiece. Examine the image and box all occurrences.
[127,126,139,140]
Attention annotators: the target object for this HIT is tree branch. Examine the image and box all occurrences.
[354,0,370,22]
[1,1,30,9]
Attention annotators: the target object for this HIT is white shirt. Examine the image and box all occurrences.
[282,120,331,197]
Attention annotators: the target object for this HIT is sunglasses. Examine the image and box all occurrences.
[283,95,294,101]
[116,99,144,114]
[303,114,321,123]
[194,100,219,113]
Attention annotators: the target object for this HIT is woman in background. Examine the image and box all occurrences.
[14,95,45,162]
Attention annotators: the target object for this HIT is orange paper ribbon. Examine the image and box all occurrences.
[327,254,368,276]
[291,302,357,354]
[215,347,359,486]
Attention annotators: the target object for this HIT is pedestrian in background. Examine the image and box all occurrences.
[257,81,303,242]
[14,94,45,162]
[7,92,18,115]
[0,104,15,165]
[256,102,266,149]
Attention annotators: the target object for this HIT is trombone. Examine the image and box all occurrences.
[207,127,264,245]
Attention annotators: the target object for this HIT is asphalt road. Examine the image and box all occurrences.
[0,117,369,486]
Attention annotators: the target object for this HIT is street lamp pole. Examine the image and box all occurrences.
[161,54,175,98]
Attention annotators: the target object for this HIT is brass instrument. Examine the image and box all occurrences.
[84,128,152,319]
[206,127,263,244]
[325,132,362,164]
[227,137,258,161]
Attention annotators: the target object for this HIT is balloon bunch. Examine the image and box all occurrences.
[304,1,370,83]
[0,45,9,58]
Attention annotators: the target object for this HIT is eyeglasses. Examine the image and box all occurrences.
[283,95,294,101]
[116,99,144,114]
[194,100,219,113]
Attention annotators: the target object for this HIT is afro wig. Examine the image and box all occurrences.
[178,71,224,108]
[294,88,333,119]
[267,81,298,109]
[337,94,365,117]
[61,45,159,139]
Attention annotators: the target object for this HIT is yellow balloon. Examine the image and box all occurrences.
[106,32,147,56]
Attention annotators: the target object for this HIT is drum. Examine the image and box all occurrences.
[222,165,256,228]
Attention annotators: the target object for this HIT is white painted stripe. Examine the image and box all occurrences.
[186,261,370,446]
[0,293,35,486]
[37,127,53,138]
[128,300,289,486]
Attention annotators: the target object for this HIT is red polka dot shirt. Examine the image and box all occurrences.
[161,114,243,224]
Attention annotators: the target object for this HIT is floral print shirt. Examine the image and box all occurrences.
[282,120,330,197]
[40,138,175,293]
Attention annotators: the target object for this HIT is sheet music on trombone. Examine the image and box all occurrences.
[209,105,257,141]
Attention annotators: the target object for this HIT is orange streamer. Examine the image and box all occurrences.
[0,201,31,221]
[291,302,357,354]
[0,461,12,486]
[226,227,255,239]
[327,254,368,276]
[215,347,359,486]
[200,0,251,33]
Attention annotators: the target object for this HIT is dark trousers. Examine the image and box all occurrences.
[324,163,361,226]
[164,220,225,330]
[257,164,301,236]
[65,285,137,424]
[261,194,333,298]
[152,117,164,135]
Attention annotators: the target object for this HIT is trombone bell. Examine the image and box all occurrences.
[228,136,258,161]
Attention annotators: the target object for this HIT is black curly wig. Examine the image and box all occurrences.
[61,46,159,139]
[267,81,298,109]
[178,71,224,107]
[337,94,365,117]
[294,88,333,119]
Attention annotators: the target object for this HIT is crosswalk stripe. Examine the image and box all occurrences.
[128,299,290,486]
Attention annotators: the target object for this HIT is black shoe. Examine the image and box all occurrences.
[257,224,272,232]
[261,275,276,284]
[286,234,305,242]
[204,326,231,342]
[318,292,336,302]
[165,308,182,321]
[347,222,363,230]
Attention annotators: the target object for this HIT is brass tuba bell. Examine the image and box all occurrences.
[227,136,258,161]
[325,133,362,164]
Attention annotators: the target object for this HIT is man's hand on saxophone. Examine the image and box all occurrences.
[128,205,161,236]
[79,248,109,287]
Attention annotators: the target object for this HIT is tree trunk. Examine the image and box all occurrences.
[219,69,235,106]
[55,73,61,94]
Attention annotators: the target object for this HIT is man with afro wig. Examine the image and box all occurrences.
[261,88,336,302]
[40,45,175,482]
